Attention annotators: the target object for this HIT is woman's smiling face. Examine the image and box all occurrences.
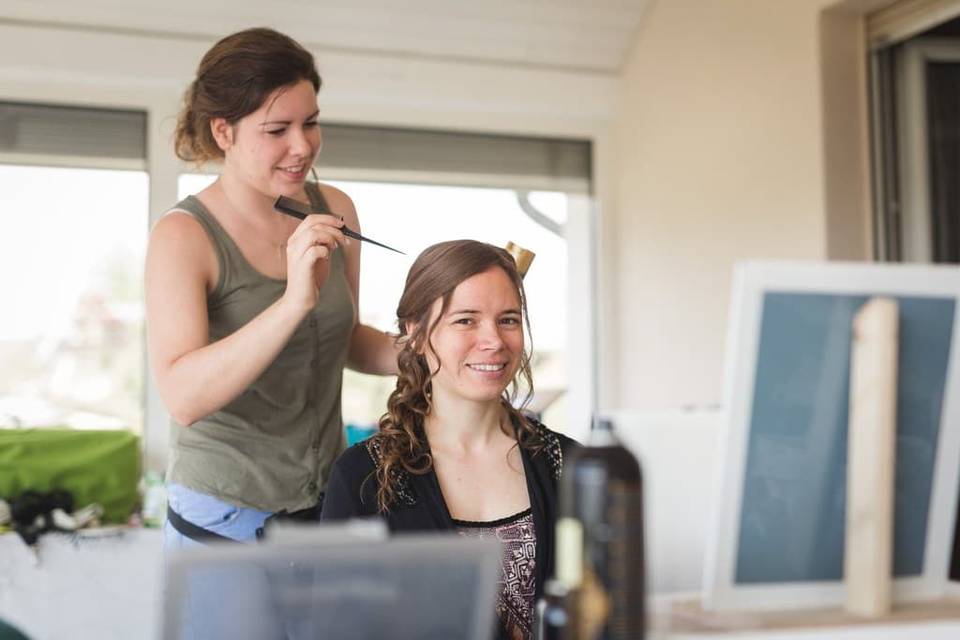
[422,267,525,405]
[219,79,321,197]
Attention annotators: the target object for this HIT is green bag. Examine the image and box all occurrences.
[0,429,141,524]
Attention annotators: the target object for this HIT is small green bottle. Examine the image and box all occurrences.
[141,471,167,528]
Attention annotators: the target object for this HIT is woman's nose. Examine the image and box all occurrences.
[477,322,505,349]
[290,126,314,157]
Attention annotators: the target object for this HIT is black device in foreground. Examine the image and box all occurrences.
[273,195,405,255]
[537,418,646,639]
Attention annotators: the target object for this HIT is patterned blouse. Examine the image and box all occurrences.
[454,509,537,640]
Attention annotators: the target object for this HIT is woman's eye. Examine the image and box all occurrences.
[305,121,319,128]
[500,317,520,325]
[266,128,286,136]
[454,318,472,325]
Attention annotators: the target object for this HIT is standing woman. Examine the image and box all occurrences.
[146,28,397,549]
[322,240,577,640]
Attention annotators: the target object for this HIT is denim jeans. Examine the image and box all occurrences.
[163,484,282,639]
[163,483,273,551]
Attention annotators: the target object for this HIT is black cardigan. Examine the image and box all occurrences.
[321,421,578,608]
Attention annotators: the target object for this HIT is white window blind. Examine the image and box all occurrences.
[868,0,960,48]
[0,101,147,170]
[317,124,592,193]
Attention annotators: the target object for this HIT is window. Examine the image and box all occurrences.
[176,174,572,431]
[0,101,147,432]
[337,181,570,431]
[0,165,148,431]
[869,10,960,261]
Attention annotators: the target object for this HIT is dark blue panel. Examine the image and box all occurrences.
[735,293,955,583]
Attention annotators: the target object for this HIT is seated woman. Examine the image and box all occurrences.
[322,239,577,640]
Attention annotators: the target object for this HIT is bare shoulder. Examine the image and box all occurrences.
[315,182,360,228]
[147,210,217,287]
[150,209,204,240]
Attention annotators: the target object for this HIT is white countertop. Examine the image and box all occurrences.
[0,528,164,640]
[650,593,960,639]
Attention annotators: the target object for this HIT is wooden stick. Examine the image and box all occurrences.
[845,297,899,617]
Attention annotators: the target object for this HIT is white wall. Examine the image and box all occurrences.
[611,0,887,411]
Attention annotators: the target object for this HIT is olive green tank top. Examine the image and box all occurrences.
[165,184,355,512]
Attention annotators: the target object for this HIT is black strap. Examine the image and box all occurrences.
[167,494,324,544]
[166,506,237,544]
[255,494,325,540]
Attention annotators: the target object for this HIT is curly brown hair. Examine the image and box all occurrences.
[174,27,321,164]
[370,240,542,512]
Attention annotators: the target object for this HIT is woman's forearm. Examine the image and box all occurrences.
[154,295,310,425]
[346,323,400,376]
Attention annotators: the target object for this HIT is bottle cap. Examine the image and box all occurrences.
[594,417,614,431]
[589,416,618,446]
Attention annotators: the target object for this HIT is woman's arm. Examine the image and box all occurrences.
[145,210,344,425]
[348,324,399,375]
[320,184,401,376]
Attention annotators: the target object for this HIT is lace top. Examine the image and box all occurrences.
[454,509,537,640]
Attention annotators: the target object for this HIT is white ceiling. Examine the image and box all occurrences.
[0,0,649,73]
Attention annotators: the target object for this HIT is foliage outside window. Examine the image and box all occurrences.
[0,165,148,432]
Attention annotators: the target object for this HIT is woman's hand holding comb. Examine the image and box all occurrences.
[282,213,349,312]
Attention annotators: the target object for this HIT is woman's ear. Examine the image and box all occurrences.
[210,117,234,152]
[402,322,416,350]
[403,321,415,336]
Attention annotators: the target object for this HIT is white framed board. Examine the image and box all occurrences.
[703,261,960,611]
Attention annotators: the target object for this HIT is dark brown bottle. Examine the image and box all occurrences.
[556,418,645,640]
